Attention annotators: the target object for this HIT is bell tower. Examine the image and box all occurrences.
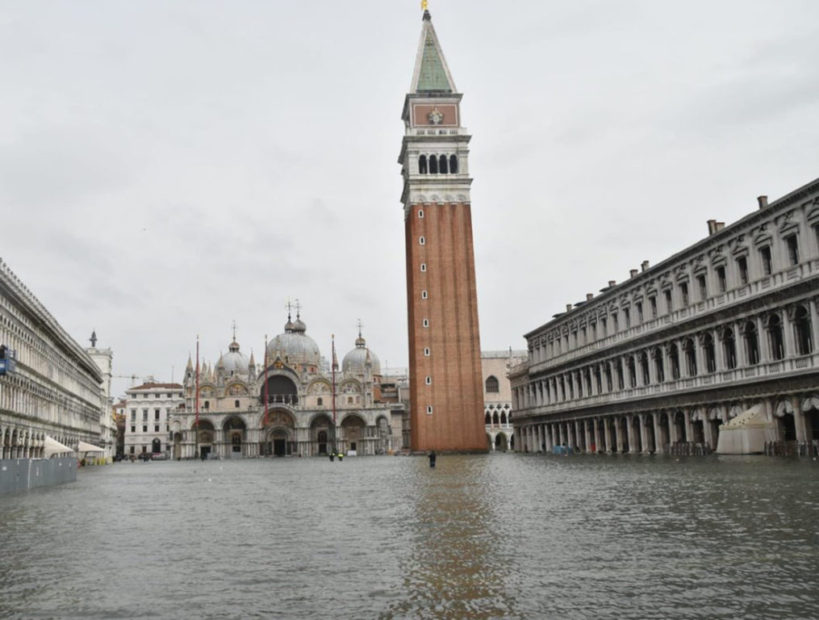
[399,7,485,452]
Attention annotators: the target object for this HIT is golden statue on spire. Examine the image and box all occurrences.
[422,0,428,11]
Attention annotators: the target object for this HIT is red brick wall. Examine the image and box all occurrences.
[405,201,486,452]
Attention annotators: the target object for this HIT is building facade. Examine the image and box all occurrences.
[483,350,526,452]
[168,314,405,459]
[510,179,819,456]
[400,8,485,452]
[87,332,116,460]
[123,382,184,458]
[0,259,106,461]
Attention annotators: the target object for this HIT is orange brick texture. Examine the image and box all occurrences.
[406,201,486,452]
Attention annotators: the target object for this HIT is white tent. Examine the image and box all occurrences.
[44,436,75,458]
[78,441,105,453]
[716,404,772,454]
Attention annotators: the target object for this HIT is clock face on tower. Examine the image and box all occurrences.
[427,108,444,125]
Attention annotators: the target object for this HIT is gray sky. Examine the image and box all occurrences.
[2,1,818,399]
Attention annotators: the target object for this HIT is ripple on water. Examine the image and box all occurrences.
[1,454,818,619]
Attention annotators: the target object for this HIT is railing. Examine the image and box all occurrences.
[526,259,817,372]
[515,352,818,417]
[764,440,819,457]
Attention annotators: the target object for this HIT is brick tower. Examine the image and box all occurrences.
[399,8,486,452]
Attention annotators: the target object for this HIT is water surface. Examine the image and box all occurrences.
[1,454,817,619]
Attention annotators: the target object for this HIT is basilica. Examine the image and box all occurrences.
[168,311,405,459]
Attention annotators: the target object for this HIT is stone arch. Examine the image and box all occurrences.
[223,415,247,457]
[263,408,296,457]
[802,395,819,441]
[340,412,367,454]
[774,399,797,442]
[310,412,334,456]
[261,373,299,405]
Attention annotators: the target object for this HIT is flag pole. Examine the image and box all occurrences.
[263,334,269,455]
[194,335,200,459]
[331,334,338,455]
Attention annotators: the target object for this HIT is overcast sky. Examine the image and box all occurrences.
[2,1,818,398]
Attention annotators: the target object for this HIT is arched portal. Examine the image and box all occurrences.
[151,438,161,454]
[310,413,334,456]
[262,409,295,457]
[495,432,509,452]
[223,416,247,457]
[341,414,366,455]
[673,411,686,443]
[194,420,215,459]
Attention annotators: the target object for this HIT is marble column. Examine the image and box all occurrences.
[626,415,637,454]
[604,418,613,453]
[639,414,650,454]
[652,412,666,454]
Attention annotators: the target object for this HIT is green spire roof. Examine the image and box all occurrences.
[410,13,456,94]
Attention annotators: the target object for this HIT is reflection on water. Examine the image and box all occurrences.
[0,454,817,619]
[389,457,515,619]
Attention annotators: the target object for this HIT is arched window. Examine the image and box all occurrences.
[439,155,448,173]
[684,339,697,376]
[500,412,507,425]
[449,155,458,173]
[723,327,737,369]
[317,397,323,406]
[429,155,438,174]
[485,376,499,393]
[654,347,665,383]
[640,352,650,384]
[703,333,716,373]
[627,357,637,388]
[418,155,427,174]
[234,400,240,408]
[204,401,210,410]
[485,412,491,424]
[743,321,759,365]
[793,305,813,355]
[669,344,680,380]
[493,412,499,425]
[767,314,785,360]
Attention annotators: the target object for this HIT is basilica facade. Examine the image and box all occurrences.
[168,313,405,459]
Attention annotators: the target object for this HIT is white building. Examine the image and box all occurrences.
[511,179,819,456]
[0,258,107,460]
[483,350,526,451]
[87,331,116,461]
[123,382,184,458]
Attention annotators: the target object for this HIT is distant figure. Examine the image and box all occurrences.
[338,452,344,462]
[329,452,335,462]
[428,451,436,468]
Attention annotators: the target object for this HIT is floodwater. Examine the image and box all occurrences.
[1,454,818,619]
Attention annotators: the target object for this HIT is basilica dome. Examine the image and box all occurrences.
[267,314,321,369]
[217,340,250,376]
[342,331,381,376]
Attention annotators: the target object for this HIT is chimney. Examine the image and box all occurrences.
[566,303,573,313]
[586,293,594,302]
[707,219,717,235]
[757,195,768,209]
[641,260,650,272]
[630,269,638,278]
[608,280,616,287]
[715,221,725,232]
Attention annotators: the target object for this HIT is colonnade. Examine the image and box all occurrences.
[513,300,819,412]
[1,425,51,458]
[515,393,819,455]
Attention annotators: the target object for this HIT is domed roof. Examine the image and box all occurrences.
[342,329,381,376]
[217,340,250,376]
[267,312,321,368]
